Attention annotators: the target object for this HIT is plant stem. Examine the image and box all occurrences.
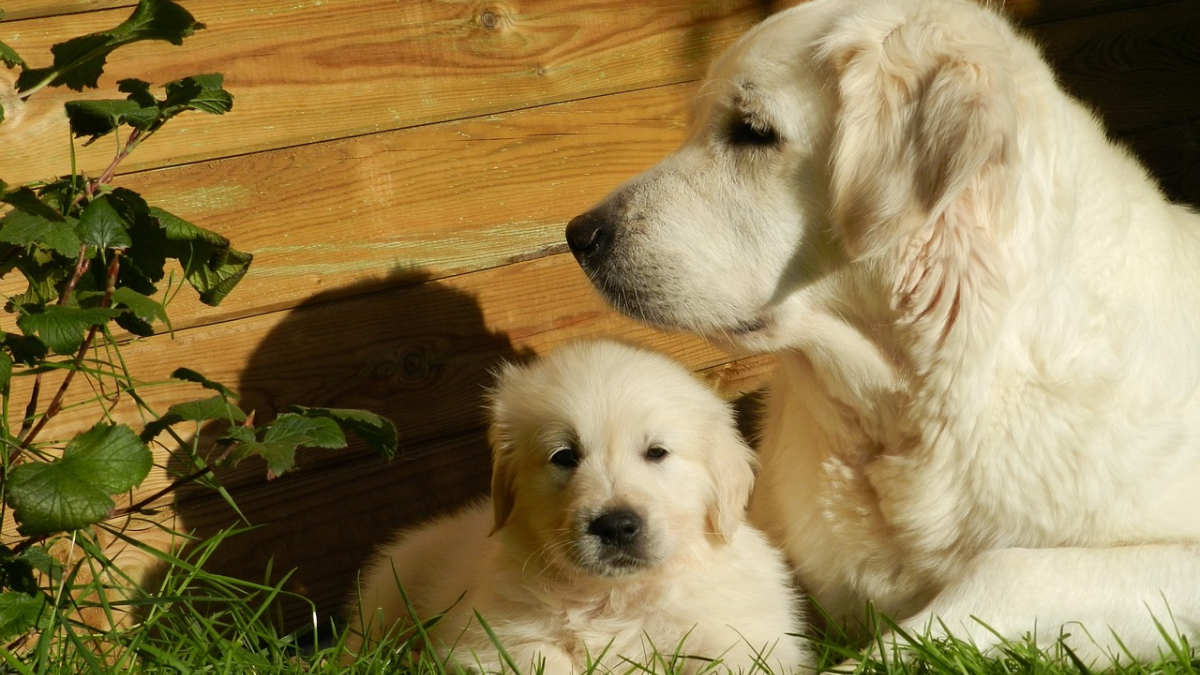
[16,376,40,442]
[8,245,93,469]
[16,253,121,452]
[57,244,92,307]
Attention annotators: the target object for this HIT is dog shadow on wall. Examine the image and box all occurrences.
[167,269,533,635]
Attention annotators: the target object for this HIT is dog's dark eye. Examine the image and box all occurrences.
[727,116,779,148]
[644,446,669,462]
[550,447,581,469]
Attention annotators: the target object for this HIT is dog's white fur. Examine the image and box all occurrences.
[347,340,809,673]
[568,0,1200,663]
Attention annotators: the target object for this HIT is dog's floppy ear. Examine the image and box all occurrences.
[487,363,520,534]
[706,409,758,545]
[821,9,1017,260]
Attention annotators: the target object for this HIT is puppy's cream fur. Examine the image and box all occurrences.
[348,340,808,674]
[568,0,1200,664]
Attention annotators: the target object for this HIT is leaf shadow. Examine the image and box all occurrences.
[161,268,533,637]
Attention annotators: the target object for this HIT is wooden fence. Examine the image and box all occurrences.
[1,0,1197,632]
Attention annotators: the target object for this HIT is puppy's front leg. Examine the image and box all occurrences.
[499,642,577,675]
[881,545,1200,666]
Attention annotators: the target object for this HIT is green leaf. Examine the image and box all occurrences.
[64,98,150,141]
[0,39,24,69]
[140,394,247,442]
[36,176,88,216]
[77,195,134,249]
[153,206,228,246]
[229,414,346,478]
[16,305,122,355]
[166,395,247,425]
[229,441,293,479]
[109,188,165,294]
[0,210,82,258]
[0,39,21,119]
[66,73,231,140]
[6,424,152,535]
[15,0,202,94]
[153,208,251,305]
[169,368,239,400]
[186,245,253,306]
[83,286,171,337]
[288,406,399,461]
[15,546,57,580]
[160,73,233,117]
[0,591,47,641]
[6,251,74,309]
[1,546,59,589]
[118,78,157,107]
[115,312,153,337]
[1,186,66,222]
[263,414,345,450]
[0,546,37,595]
[111,287,169,326]
[219,425,255,445]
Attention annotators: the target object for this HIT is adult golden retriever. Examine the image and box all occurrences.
[347,340,809,673]
[566,0,1200,664]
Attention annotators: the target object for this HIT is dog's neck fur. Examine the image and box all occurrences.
[753,53,1200,623]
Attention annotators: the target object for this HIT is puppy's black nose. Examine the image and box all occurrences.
[565,209,612,263]
[588,509,642,548]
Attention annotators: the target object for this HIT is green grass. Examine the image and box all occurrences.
[9,529,1198,674]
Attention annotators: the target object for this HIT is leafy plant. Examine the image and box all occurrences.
[0,0,397,662]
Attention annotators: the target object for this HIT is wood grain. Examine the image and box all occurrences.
[1030,0,1200,136]
[1124,121,1200,206]
[0,0,1178,25]
[0,83,695,332]
[0,0,769,184]
[2,253,756,525]
[1008,0,1180,24]
[0,0,131,21]
[4,0,1199,637]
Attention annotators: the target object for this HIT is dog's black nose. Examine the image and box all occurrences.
[565,209,612,263]
[588,509,642,548]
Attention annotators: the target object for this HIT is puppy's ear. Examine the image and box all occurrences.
[706,410,758,545]
[822,10,1017,260]
[487,363,520,534]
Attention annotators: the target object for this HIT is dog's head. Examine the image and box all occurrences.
[566,0,1030,355]
[487,340,756,578]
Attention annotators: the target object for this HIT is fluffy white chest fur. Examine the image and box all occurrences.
[367,502,802,674]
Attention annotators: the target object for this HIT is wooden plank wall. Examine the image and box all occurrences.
[2,0,1198,632]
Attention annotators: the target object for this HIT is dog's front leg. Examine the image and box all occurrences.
[873,544,1200,666]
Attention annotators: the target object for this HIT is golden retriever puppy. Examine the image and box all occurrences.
[347,340,809,674]
[566,0,1200,665]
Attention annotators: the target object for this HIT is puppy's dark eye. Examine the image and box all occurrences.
[550,447,581,469]
[727,117,779,147]
[644,446,669,462]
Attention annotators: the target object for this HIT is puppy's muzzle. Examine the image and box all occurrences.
[588,508,642,549]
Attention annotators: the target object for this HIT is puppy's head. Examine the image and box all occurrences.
[566,0,1027,353]
[488,340,755,578]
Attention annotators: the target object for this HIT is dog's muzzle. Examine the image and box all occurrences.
[566,208,614,268]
